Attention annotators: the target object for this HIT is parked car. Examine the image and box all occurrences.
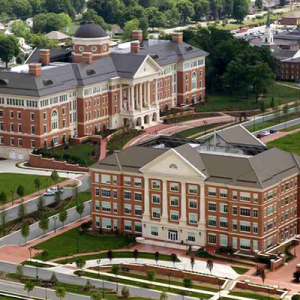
[261,130,270,136]
[50,186,64,193]
[257,133,263,138]
[270,129,277,134]
[43,189,55,196]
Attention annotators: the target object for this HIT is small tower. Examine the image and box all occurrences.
[262,10,274,49]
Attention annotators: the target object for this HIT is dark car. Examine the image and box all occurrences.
[270,129,277,134]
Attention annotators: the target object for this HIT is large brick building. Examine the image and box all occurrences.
[0,22,207,159]
[90,125,300,254]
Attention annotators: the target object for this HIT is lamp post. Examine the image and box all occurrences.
[167,272,171,291]
[45,287,48,300]
[97,259,101,278]
[53,216,57,233]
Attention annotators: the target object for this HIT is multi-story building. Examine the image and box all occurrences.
[0,22,207,159]
[90,125,300,254]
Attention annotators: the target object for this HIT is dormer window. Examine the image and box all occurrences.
[0,79,8,86]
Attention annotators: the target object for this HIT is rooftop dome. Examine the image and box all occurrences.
[74,22,107,38]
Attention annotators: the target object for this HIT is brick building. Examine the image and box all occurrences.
[281,12,300,26]
[0,22,207,159]
[90,125,300,254]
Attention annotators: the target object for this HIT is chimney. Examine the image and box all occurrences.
[131,41,140,54]
[171,32,183,44]
[39,49,50,66]
[82,52,93,64]
[29,63,42,76]
[132,30,143,43]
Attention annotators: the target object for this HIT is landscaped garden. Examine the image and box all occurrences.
[34,228,133,261]
[196,84,299,113]
[0,173,64,204]
[267,131,300,156]
[32,140,100,167]
[229,291,279,300]
[164,112,220,124]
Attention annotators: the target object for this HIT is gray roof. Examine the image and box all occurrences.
[74,22,107,38]
[26,48,72,64]
[272,48,297,60]
[283,11,300,19]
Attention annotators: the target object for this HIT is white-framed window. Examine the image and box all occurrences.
[188,185,197,194]
[170,182,179,192]
[170,196,179,207]
[95,217,100,228]
[101,174,111,184]
[219,203,228,213]
[232,191,238,200]
[208,202,216,211]
[187,232,196,242]
[124,191,131,200]
[102,218,111,229]
[113,203,118,213]
[170,211,179,221]
[220,235,228,246]
[152,208,161,219]
[220,217,228,228]
[101,202,111,212]
[240,192,251,202]
[189,199,197,209]
[151,226,158,236]
[253,209,258,218]
[189,213,198,224]
[152,194,160,204]
[232,219,238,231]
[95,200,100,211]
[253,193,258,203]
[240,239,251,250]
[124,176,131,185]
[113,220,118,230]
[134,192,142,201]
[240,221,251,232]
[124,204,132,214]
[51,110,58,130]
[94,173,99,183]
[219,189,228,198]
[101,189,111,198]
[151,180,160,190]
[191,71,197,90]
[208,233,216,244]
[112,176,117,185]
[240,207,251,217]
[208,187,216,197]
[134,178,142,187]
[208,216,216,227]
[124,221,132,231]
[134,205,142,216]
[253,223,258,234]
[95,187,100,196]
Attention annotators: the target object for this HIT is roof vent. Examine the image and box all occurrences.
[42,79,53,86]
[0,79,8,86]
[151,54,159,59]
[185,46,193,51]
[86,69,96,75]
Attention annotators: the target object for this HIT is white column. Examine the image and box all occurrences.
[139,83,143,111]
[180,182,187,225]
[119,84,123,112]
[161,179,168,221]
[147,81,151,108]
[155,80,159,107]
[131,85,135,111]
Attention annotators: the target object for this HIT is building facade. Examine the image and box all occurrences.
[0,23,207,159]
[90,126,300,254]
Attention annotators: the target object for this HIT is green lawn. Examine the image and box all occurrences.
[279,122,300,132]
[56,251,180,264]
[34,228,133,261]
[246,112,300,132]
[196,84,299,113]
[172,122,227,138]
[165,113,220,124]
[267,131,300,156]
[0,173,64,203]
[231,266,249,275]
[230,291,279,300]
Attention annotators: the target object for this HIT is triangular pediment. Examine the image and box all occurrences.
[133,55,162,79]
[140,148,206,179]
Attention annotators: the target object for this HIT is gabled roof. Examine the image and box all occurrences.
[45,31,70,40]
[283,11,300,19]
[26,48,72,64]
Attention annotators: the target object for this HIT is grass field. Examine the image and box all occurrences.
[197,84,299,113]
[0,173,64,203]
[230,291,278,300]
[34,228,133,261]
[56,250,180,264]
[267,131,300,156]
[231,266,249,275]
[279,122,300,132]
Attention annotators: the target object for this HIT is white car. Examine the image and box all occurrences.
[43,189,55,197]
[50,186,64,193]
[261,130,270,136]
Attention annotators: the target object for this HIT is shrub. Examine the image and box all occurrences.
[121,287,130,299]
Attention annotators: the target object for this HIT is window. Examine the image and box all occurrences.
[208,216,216,227]
[208,187,216,197]
[170,211,179,221]
[94,173,100,183]
[191,72,197,90]
[253,223,258,234]
[124,204,132,214]
[30,113,35,121]
[170,182,179,192]
[152,194,160,204]
[208,202,216,211]
[220,189,228,198]
[95,217,100,228]
[152,180,160,190]
[134,192,142,201]
[220,217,228,228]
[151,226,158,236]
[51,110,58,130]
[232,206,238,215]
[152,208,161,219]
[232,191,238,200]
[10,111,14,119]
[189,213,198,224]
[134,178,142,187]
[113,190,117,199]
[187,232,196,242]
[240,221,251,232]
[170,196,179,206]
[124,176,131,185]
[253,209,258,218]
[124,191,131,200]
[101,189,111,198]
[135,205,142,216]
[95,187,100,196]
[220,235,228,246]
[219,203,228,213]
[240,192,251,202]
[240,239,251,250]
[102,219,111,229]
[112,176,117,185]
[208,234,216,244]
[124,221,132,231]
[189,199,197,209]
[188,185,197,194]
[31,140,35,148]
[101,202,111,212]
[240,207,251,217]
[253,193,258,203]
[31,125,35,134]
[232,220,238,231]
[113,203,118,213]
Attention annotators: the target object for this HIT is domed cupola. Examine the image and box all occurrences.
[72,21,110,63]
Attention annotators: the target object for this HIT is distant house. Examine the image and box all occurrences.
[0,23,5,32]
[18,37,32,55]
[281,12,300,26]
[45,31,70,46]
[26,18,33,28]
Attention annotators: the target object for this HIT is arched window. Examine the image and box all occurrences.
[51,110,58,130]
[192,72,197,90]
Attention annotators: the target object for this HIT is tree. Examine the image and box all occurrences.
[0,34,19,69]
[270,97,275,111]
[12,20,31,40]
[232,0,249,23]
[154,251,160,265]
[255,0,263,8]
[34,178,41,193]
[16,185,25,202]
[58,209,68,228]
[111,264,120,291]
[192,0,209,21]
[76,203,85,218]
[82,9,110,30]
[121,287,130,299]
[51,170,59,183]
[206,259,213,274]
[50,272,58,286]
[39,215,49,235]
[183,276,192,291]
[160,292,168,300]
[107,250,113,262]
[9,0,32,18]
[133,249,139,263]
[0,191,7,206]
[190,257,195,272]
[171,253,177,267]
[43,0,75,18]
[146,7,166,29]
[38,195,44,212]
[18,203,26,220]
[91,291,102,300]
[10,188,15,205]
[76,257,86,270]
[283,104,289,130]
[123,19,140,41]
[164,8,181,27]
[16,264,23,279]
[147,270,156,286]
[24,280,35,298]
[83,280,92,292]
[55,286,66,300]
[176,0,195,23]
[21,222,30,244]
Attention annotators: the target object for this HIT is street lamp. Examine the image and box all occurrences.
[53,216,57,233]
[97,259,101,278]
[167,272,171,291]
[45,286,48,300]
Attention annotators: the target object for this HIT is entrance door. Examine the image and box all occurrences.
[168,229,178,241]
